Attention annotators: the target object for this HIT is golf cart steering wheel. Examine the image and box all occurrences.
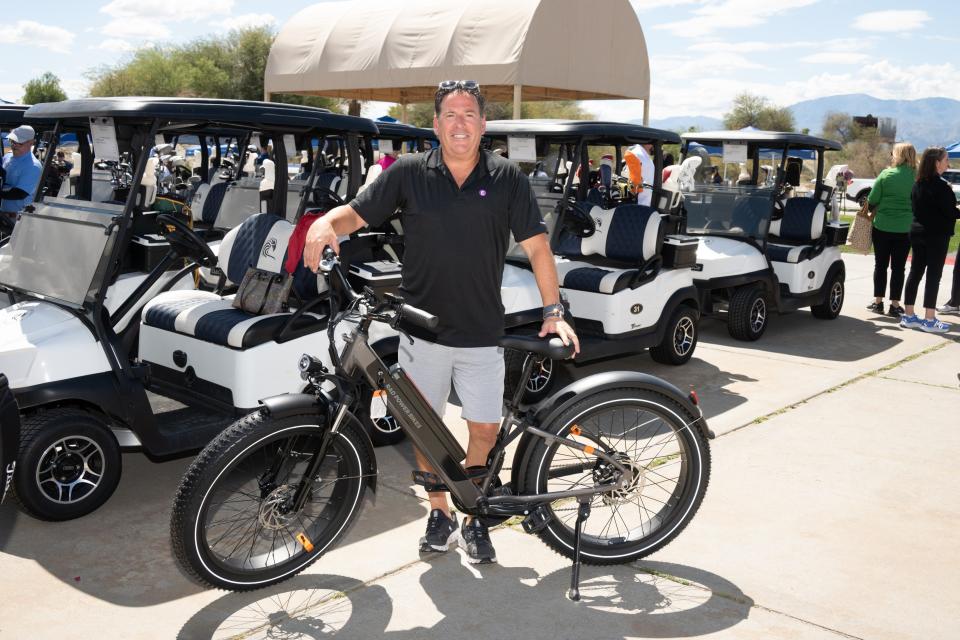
[157,214,217,268]
[564,202,596,238]
[311,187,345,210]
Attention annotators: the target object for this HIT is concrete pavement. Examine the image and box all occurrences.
[0,253,957,639]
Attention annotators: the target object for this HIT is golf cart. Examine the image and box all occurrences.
[679,130,848,340]
[0,97,381,520]
[484,120,702,400]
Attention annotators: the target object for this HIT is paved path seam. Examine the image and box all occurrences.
[718,342,950,439]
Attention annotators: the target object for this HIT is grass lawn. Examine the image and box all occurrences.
[838,214,960,256]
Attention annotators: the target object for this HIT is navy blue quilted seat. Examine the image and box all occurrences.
[142,213,327,349]
[201,182,229,225]
[557,204,663,294]
[767,198,825,263]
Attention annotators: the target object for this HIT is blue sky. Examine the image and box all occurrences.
[1,0,956,121]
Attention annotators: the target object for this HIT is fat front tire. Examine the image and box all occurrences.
[728,286,768,341]
[811,272,845,319]
[650,306,699,365]
[171,411,369,591]
[519,388,710,565]
[11,408,122,521]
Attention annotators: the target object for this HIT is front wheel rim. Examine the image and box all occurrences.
[829,281,844,313]
[35,435,105,504]
[673,316,696,356]
[750,298,766,333]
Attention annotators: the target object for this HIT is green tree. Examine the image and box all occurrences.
[85,26,343,112]
[722,93,795,132]
[820,112,891,178]
[21,72,68,104]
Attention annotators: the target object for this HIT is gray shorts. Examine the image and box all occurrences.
[398,337,505,423]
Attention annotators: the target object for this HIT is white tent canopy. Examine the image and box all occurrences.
[265,0,650,121]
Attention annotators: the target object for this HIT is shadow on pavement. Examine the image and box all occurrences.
[698,312,901,362]
[0,439,427,608]
[176,557,752,639]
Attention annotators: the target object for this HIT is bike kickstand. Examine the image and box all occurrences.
[566,496,592,602]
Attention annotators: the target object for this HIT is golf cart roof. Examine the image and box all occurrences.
[374,121,436,141]
[485,120,681,144]
[0,104,28,124]
[24,97,378,134]
[681,130,842,151]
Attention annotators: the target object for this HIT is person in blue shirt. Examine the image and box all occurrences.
[1,125,43,222]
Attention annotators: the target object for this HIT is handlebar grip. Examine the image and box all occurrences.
[401,304,439,330]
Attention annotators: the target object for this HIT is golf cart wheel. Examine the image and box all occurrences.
[811,272,845,320]
[356,353,405,447]
[12,408,122,521]
[504,348,557,403]
[650,305,699,365]
[728,286,768,341]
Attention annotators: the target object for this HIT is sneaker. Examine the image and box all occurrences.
[460,518,497,564]
[936,303,960,315]
[887,304,905,317]
[920,318,951,333]
[419,509,459,553]
[899,314,924,329]
[866,301,884,314]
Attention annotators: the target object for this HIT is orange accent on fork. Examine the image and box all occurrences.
[296,533,315,553]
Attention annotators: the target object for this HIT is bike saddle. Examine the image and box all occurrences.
[498,335,576,360]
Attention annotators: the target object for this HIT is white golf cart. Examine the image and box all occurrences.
[483,120,702,399]
[679,130,848,340]
[0,97,383,520]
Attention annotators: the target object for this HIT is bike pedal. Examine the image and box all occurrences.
[521,504,553,533]
[411,470,448,492]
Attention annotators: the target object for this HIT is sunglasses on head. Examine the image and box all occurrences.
[438,80,480,91]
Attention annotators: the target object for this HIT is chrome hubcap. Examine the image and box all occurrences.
[35,436,105,504]
[525,356,553,393]
[673,317,695,355]
[750,298,766,333]
[830,282,844,312]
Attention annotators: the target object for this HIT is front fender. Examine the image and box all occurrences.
[259,392,378,492]
[0,374,21,504]
[509,370,713,492]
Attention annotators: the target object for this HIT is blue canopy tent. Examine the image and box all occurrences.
[946,141,960,159]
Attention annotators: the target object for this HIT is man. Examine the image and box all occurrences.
[1,125,43,224]
[303,80,579,564]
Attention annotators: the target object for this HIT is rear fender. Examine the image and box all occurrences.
[260,392,378,492]
[0,374,20,504]
[509,371,713,491]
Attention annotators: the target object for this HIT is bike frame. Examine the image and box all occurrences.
[295,264,633,518]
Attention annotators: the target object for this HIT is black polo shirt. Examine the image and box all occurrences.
[349,147,546,347]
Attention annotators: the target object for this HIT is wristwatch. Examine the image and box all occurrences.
[542,303,565,320]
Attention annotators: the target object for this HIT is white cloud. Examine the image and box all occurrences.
[102,18,171,40]
[853,10,929,33]
[59,78,89,99]
[100,0,234,22]
[799,52,872,65]
[656,0,821,38]
[8,20,75,53]
[630,0,703,11]
[0,83,23,103]
[96,38,136,53]
[689,37,871,54]
[219,13,276,31]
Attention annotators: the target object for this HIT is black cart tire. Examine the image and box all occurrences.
[811,271,845,319]
[650,306,699,365]
[171,411,369,591]
[11,408,122,521]
[519,387,710,565]
[728,285,768,341]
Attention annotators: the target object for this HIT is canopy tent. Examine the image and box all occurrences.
[947,141,960,159]
[265,0,650,122]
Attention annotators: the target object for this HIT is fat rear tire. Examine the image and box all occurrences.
[728,285,768,341]
[11,408,121,521]
[650,306,699,365]
[811,271,845,319]
[519,387,710,564]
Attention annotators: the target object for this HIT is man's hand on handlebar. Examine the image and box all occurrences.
[303,216,340,273]
[539,318,580,357]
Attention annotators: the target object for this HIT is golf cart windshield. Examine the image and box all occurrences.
[0,198,121,307]
[682,142,785,239]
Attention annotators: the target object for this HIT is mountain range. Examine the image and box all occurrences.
[646,94,960,151]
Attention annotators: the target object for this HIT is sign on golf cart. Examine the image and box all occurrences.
[679,130,849,341]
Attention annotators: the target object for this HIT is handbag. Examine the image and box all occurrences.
[232,267,293,315]
[847,201,873,254]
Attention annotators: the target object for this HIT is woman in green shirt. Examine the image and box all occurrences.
[866,142,916,317]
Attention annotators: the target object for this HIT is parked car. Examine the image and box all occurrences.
[845,177,875,206]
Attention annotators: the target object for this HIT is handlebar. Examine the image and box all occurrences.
[399,301,439,330]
